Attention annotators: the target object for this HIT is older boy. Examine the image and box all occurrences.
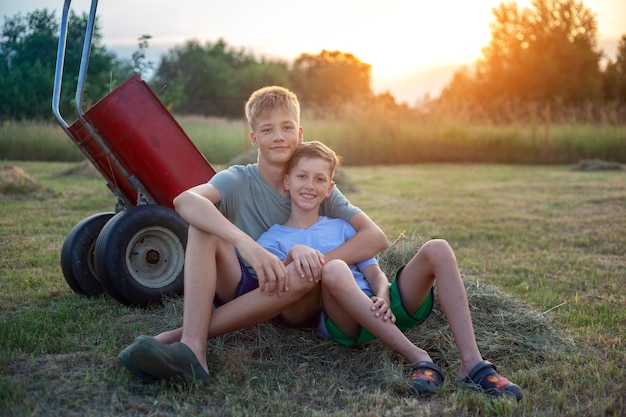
[118,86,388,382]
[256,141,523,400]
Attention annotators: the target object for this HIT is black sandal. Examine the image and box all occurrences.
[408,361,445,395]
[460,360,523,401]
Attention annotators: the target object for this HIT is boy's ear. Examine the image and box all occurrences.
[283,174,291,190]
[326,181,335,196]
[250,131,259,148]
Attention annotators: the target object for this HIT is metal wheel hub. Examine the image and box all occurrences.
[124,226,184,288]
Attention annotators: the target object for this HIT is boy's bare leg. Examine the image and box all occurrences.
[155,252,321,347]
[169,225,273,372]
[207,275,320,333]
[398,239,483,377]
[154,328,182,344]
[320,260,431,364]
[176,226,224,372]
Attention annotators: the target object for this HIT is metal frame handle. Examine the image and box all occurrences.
[52,0,100,130]
[75,0,99,122]
[51,0,73,134]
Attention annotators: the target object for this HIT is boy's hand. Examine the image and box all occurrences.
[238,240,288,296]
[370,296,396,323]
[287,244,325,282]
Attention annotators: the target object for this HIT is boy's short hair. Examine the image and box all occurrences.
[288,141,342,179]
[245,86,300,130]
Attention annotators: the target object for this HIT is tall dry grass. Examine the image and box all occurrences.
[1,108,625,165]
[0,120,82,162]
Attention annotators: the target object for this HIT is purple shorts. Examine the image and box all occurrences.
[234,257,259,297]
[213,257,259,307]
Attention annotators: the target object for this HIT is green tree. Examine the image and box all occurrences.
[0,9,131,121]
[129,34,154,78]
[436,0,605,121]
[475,0,602,105]
[152,38,290,117]
[618,35,626,74]
[602,34,626,104]
[438,67,477,105]
[0,9,58,119]
[290,50,372,110]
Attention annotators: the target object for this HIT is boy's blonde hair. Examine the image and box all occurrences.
[288,141,342,180]
[245,86,300,130]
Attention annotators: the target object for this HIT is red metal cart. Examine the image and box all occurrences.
[53,0,216,307]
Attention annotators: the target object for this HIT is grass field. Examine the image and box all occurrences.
[0,161,624,416]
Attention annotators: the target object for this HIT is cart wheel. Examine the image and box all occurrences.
[94,205,188,307]
[60,212,115,296]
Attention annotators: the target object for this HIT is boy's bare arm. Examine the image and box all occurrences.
[173,184,289,296]
[362,264,391,303]
[284,244,325,282]
[324,212,389,265]
[362,264,395,323]
[173,183,246,243]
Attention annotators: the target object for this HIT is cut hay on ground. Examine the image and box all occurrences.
[59,160,100,178]
[0,165,52,200]
[152,234,572,394]
[572,159,623,171]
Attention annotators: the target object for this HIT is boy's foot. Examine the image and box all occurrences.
[118,338,158,382]
[408,361,445,395]
[119,335,210,383]
[459,360,523,401]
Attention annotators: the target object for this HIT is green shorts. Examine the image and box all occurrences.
[321,267,434,346]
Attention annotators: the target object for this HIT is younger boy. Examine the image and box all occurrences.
[256,141,523,400]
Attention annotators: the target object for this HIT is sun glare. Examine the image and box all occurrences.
[3,0,621,102]
[280,0,535,79]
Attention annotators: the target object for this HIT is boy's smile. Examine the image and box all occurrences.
[284,157,334,213]
[250,108,303,166]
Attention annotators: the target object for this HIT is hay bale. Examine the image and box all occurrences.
[157,234,571,392]
[572,159,623,171]
[378,234,572,365]
[60,160,100,178]
[0,165,53,200]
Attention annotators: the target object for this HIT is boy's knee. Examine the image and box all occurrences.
[422,239,456,263]
[321,259,351,285]
[188,225,220,248]
[287,264,320,294]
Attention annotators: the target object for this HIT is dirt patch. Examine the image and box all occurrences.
[0,165,53,200]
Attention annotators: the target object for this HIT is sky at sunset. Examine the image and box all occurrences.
[2,0,625,103]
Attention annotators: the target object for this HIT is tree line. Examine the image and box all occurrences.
[1,0,625,123]
[434,0,626,123]
[0,9,133,120]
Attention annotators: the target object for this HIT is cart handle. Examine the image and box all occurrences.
[52,0,99,131]
[74,0,99,122]
[51,0,73,134]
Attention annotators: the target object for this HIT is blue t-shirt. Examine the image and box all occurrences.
[256,216,378,295]
[210,164,360,240]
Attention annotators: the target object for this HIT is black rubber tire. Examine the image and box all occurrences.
[94,205,188,307]
[60,212,115,296]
